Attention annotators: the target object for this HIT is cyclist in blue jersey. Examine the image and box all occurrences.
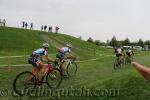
[56,43,73,76]
[28,43,53,82]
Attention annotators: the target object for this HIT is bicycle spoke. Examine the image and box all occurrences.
[46,69,62,89]
[13,71,36,96]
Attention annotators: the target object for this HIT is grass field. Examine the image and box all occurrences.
[0,26,150,100]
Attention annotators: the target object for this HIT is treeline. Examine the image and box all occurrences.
[86,36,150,49]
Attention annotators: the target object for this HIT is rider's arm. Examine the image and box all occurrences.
[41,54,53,62]
[45,54,53,62]
[132,51,134,55]
[65,52,74,59]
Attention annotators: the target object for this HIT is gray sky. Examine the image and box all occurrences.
[0,0,150,42]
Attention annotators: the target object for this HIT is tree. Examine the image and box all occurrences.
[145,40,150,49]
[138,38,144,47]
[123,38,131,46]
[87,37,93,43]
[106,40,110,45]
[110,36,118,47]
[78,36,82,40]
[94,40,101,45]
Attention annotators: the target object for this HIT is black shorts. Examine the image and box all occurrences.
[28,56,40,67]
[116,54,122,57]
[126,52,131,57]
[56,52,64,62]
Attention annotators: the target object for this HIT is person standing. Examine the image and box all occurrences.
[44,25,47,31]
[48,26,52,32]
[3,19,6,27]
[55,26,60,34]
[30,23,33,30]
[41,25,43,31]
[25,22,28,29]
[0,19,2,26]
[22,21,25,28]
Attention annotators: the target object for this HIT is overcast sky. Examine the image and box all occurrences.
[0,0,150,42]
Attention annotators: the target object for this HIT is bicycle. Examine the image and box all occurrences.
[125,55,133,65]
[114,56,124,69]
[13,62,62,96]
[55,56,77,77]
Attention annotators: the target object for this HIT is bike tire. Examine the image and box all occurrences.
[114,60,122,70]
[66,62,77,76]
[114,60,118,70]
[46,68,62,89]
[13,71,36,96]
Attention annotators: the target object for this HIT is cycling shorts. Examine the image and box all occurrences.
[126,52,131,57]
[116,53,122,57]
[28,56,41,67]
[56,52,64,62]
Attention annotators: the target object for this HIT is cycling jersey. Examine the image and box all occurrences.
[126,49,132,53]
[28,48,48,67]
[58,47,71,54]
[32,48,48,57]
[126,49,133,57]
[116,48,122,54]
[56,47,71,62]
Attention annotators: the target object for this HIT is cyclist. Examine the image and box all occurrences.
[114,46,123,65]
[126,47,134,62]
[56,43,73,76]
[28,43,53,82]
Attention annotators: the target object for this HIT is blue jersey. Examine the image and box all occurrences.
[59,47,71,54]
[32,48,48,57]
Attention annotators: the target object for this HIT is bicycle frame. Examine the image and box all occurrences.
[47,63,54,73]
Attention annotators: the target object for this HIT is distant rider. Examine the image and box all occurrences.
[56,43,73,76]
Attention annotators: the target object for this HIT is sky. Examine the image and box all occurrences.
[0,0,150,42]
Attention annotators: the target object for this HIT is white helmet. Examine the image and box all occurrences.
[66,43,72,48]
[42,43,50,48]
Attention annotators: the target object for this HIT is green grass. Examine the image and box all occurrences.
[0,26,150,100]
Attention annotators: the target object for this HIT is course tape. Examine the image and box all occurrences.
[0,55,113,67]
[0,54,56,59]
[0,55,29,58]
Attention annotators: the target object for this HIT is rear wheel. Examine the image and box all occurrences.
[13,71,36,96]
[125,56,132,64]
[114,59,122,70]
[46,68,62,89]
[66,62,77,76]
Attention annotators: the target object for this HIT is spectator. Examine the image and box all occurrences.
[41,25,44,31]
[25,22,28,29]
[55,26,60,34]
[48,26,52,32]
[132,61,150,80]
[3,19,6,27]
[0,19,1,26]
[22,21,25,28]
[30,23,33,30]
[44,25,47,31]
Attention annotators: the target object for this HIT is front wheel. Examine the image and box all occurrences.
[114,59,122,70]
[46,68,62,89]
[66,62,77,76]
[13,71,36,96]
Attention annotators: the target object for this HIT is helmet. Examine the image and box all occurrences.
[66,43,72,48]
[42,43,49,48]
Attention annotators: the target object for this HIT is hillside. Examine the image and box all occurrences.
[0,26,111,59]
[0,26,150,100]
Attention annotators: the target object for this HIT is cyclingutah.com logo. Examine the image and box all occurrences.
[11,86,119,97]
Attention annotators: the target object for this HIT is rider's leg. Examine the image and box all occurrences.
[116,54,119,64]
[32,67,40,76]
[118,55,121,65]
[61,60,66,75]
[38,62,47,81]
[28,67,40,82]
